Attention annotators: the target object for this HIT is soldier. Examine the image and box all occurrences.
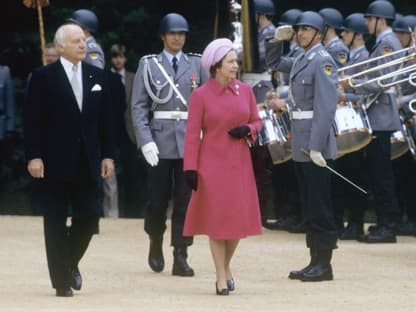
[391,14,416,236]
[270,11,339,281]
[254,0,276,72]
[131,13,209,276]
[319,8,349,68]
[340,0,402,243]
[335,13,370,240]
[67,9,105,69]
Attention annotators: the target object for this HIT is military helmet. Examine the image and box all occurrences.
[343,13,369,34]
[279,9,303,26]
[253,0,275,16]
[393,14,410,33]
[295,11,325,33]
[159,13,189,34]
[364,0,395,20]
[319,8,344,29]
[405,15,416,30]
[66,9,99,34]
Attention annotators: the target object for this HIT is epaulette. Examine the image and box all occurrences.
[319,50,330,58]
[87,41,98,49]
[186,52,202,58]
[140,54,157,61]
[308,52,316,61]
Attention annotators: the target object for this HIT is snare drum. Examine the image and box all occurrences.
[390,117,416,160]
[333,101,372,155]
[256,107,292,164]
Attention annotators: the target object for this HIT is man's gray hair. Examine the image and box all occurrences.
[54,24,82,47]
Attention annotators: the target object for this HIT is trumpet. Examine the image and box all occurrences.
[409,98,416,114]
[339,49,416,88]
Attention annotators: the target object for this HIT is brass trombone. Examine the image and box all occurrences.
[377,64,416,88]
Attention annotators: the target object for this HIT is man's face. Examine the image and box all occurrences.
[58,25,86,64]
[162,31,186,55]
[366,16,378,35]
[341,29,354,47]
[111,54,127,71]
[296,25,321,50]
[45,47,59,64]
[395,32,411,48]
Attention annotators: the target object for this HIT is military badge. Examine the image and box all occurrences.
[383,47,392,55]
[324,65,332,75]
[89,53,98,60]
[338,53,347,64]
[191,74,198,89]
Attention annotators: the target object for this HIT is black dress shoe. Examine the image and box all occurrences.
[396,222,416,236]
[172,247,194,277]
[71,267,82,291]
[340,223,364,240]
[56,286,73,297]
[300,264,333,282]
[359,226,397,243]
[148,236,164,272]
[286,221,306,233]
[227,279,235,291]
[289,264,313,280]
[216,283,229,296]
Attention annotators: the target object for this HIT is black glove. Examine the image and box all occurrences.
[228,125,250,139]
[184,170,198,191]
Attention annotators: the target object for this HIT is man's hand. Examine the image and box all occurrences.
[141,142,159,167]
[310,150,327,167]
[27,158,44,178]
[101,158,115,179]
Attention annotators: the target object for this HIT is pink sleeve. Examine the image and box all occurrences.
[184,90,203,171]
[246,87,262,144]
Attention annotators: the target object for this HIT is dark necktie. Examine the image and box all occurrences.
[172,56,178,74]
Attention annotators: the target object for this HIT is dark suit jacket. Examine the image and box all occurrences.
[24,60,115,182]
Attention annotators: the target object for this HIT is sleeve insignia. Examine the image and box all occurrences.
[324,64,333,75]
[89,53,98,60]
[383,47,392,55]
[338,53,347,64]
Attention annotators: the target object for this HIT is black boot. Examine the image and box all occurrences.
[288,248,318,280]
[172,247,194,277]
[148,235,164,273]
[300,249,333,282]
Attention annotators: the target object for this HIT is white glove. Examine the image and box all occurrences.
[274,25,294,41]
[310,150,327,167]
[141,142,159,167]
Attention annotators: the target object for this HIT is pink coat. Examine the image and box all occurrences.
[183,78,262,240]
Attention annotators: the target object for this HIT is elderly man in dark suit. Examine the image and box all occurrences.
[24,24,115,297]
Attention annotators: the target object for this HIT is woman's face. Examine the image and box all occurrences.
[216,50,239,82]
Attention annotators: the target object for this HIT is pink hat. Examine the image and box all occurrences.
[201,38,234,71]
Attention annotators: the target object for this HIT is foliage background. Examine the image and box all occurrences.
[0,0,415,214]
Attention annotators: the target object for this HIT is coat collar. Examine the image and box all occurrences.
[206,78,240,95]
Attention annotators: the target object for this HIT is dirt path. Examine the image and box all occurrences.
[1,216,416,312]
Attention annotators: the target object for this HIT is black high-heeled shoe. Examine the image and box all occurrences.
[226,279,235,291]
[216,283,229,296]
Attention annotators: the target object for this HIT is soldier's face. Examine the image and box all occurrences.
[216,50,238,82]
[45,47,59,64]
[395,32,411,48]
[296,26,321,50]
[162,31,186,54]
[341,29,354,47]
[58,25,86,64]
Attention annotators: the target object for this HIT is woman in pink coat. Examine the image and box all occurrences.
[183,38,262,295]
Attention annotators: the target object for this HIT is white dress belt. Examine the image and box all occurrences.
[290,110,314,120]
[153,111,188,120]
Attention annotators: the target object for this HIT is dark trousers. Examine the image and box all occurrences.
[294,161,338,250]
[332,149,368,226]
[271,160,302,220]
[40,171,100,289]
[144,159,193,247]
[366,131,400,225]
[393,151,416,222]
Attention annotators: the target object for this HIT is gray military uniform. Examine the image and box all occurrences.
[289,43,338,162]
[132,52,209,158]
[85,36,105,70]
[258,23,276,70]
[354,29,402,131]
[344,45,369,103]
[324,36,349,68]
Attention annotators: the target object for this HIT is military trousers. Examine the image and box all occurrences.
[294,161,338,250]
[144,159,193,247]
